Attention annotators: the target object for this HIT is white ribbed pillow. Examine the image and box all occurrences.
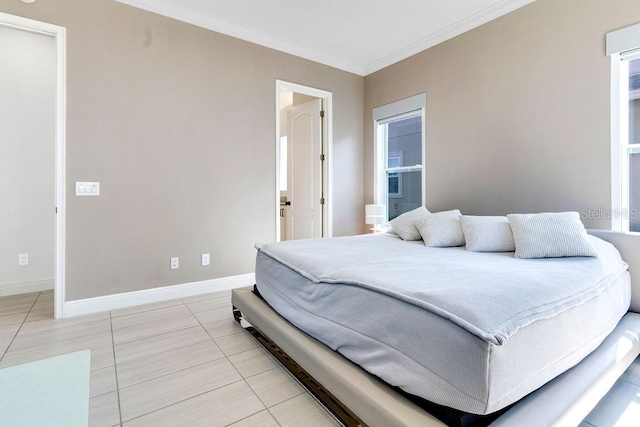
[460,215,515,252]
[507,212,598,259]
[389,206,431,241]
[416,210,465,247]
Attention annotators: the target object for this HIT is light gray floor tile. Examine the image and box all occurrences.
[122,380,263,427]
[245,367,304,407]
[112,313,199,345]
[10,319,111,351]
[228,410,279,427]
[215,331,257,356]
[184,297,229,313]
[0,312,28,327]
[36,291,54,304]
[202,318,243,339]
[0,301,35,316]
[114,326,210,364]
[91,365,118,398]
[37,292,54,302]
[269,394,339,427]
[0,294,38,308]
[25,303,54,322]
[620,357,640,386]
[0,324,20,341]
[228,347,279,378]
[92,346,116,371]
[89,391,121,427]
[193,306,232,324]
[0,338,12,356]
[0,332,113,368]
[110,299,183,318]
[182,290,231,304]
[116,340,224,388]
[111,305,192,330]
[584,379,640,426]
[119,358,242,421]
[18,312,110,335]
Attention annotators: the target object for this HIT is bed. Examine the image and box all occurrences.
[232,230,640,426]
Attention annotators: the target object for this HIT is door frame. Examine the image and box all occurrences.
[0,13,67,319]
[275,80,332,242]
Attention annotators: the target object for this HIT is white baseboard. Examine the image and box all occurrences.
[0,279,54,297]
[63,273,255,318]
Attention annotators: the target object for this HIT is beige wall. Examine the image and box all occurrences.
[0,0,363,300]
[364,0,640,229]
[0,26,55,287]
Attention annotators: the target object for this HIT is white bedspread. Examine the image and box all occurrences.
[256,234,628,345]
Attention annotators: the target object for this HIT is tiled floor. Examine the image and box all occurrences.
[2,290,640,426]
[0,290,339,427]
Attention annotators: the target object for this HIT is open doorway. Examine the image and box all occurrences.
[275,81,332,242]
[0,13,66,319]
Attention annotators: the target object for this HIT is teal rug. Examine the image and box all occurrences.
[0,350,91,427]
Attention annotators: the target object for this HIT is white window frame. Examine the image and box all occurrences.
[372,93,426,222]
[608,23,640,232]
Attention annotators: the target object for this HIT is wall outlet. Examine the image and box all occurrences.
[201,253,210,266]
[170,257,179,270]
[18,253,29,266]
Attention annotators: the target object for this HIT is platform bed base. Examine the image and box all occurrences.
[232,287,640,427]
[233,306,365,426]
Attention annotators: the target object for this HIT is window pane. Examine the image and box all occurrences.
[630,151,640,232]
[629,57,640,145]
[387,116,422,168]
[629,58,640,231]
[387,170,421,220]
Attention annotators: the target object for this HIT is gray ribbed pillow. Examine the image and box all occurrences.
[389,206,431,241]
[416,210,465,247]
[507,212,598,259]
[460,215,515,252]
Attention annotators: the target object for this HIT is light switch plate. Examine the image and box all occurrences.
[170,257,179,270]
[76,182,100,196]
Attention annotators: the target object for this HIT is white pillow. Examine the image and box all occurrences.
[460,215,515,252]
[507,212,598,259]
[416,210,465,247]
[389,206,431,241]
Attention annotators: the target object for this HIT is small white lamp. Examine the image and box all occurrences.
[365,204,385,233]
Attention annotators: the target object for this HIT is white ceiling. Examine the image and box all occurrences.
[115,0,535,76]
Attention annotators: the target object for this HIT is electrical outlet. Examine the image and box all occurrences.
[170,257,179,270]
[18,253,29,266]
[201,253,210,266]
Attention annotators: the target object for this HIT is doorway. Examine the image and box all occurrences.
[0,13,66,319]
[275,81,332,241]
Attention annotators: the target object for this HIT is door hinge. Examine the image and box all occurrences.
[320,197,325,205]
[320,110,325,118]
[320,154,325,161]
[55,207,58,214]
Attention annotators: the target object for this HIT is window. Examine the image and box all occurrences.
[373,94,426,222]
[625,56,640,231]
[608,23,640,231]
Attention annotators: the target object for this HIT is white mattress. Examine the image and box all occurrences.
[255,234,631,415]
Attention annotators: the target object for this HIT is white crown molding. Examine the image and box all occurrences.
[115,0,534,77]
[363,0,536,75]
[114,0,365,75]
[63,273,255,318]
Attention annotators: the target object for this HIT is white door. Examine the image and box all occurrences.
[286,99,322,240]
